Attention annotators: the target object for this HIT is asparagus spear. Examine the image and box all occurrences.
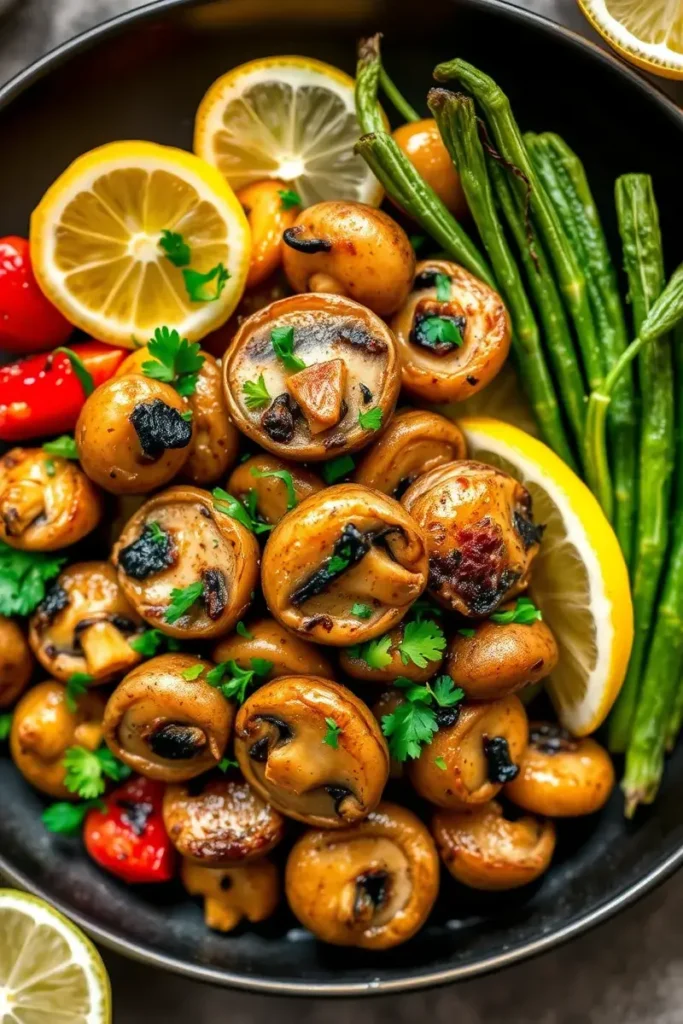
[379,66,420,122]
[428,89,576,468]
[665,325,683,752]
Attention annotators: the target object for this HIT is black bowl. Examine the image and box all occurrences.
[1,0,682,996]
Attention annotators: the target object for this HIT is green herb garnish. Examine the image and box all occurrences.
[63,745,131,800]
[54,347,95,396]
[458,627,476,638]
[218,757,239,772]
[419,316,463,347]
[278,189,302,210]
[159,229,191,267]
[0,713,12,741]
[490,597,542,625]
[129,629,182,657]
[351,603,372,620]
[44,459,56,477]
[250,466,297,510]
[381,675,465,761]
[236,621,253,639]
[181,663,205,680]
[212,487,272,535]
[142,326,205,397]
[206,657,273,704]
[322,455,355,484]
[42,799,105,836]
[323,717,343,749]
[43,435,79,460]
[358,406,383,431]
[183,263,230,302]
[165,581,204,624]
[271,325,305,372]
[65,673,94,713]
[435,273,451,302]
[243,374,272,410]
[346,634,393,670]
[398,619,446,668]
[434,756,447,770]
[148,521,166,544]
[0,544,66,617]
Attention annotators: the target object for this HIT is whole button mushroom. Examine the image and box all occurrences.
[0,448,103,551]
[222,294,401,462]
[112,485,260,641]
[432,801,556,890]
[390,259,511,403]
[261,484,429,646]
[281,201,415,317]
[234,676,389,828]
[408,694,529,808]
[75,374,193,494]
[0,617,34,708]
[339,613,445,685]
[285,802,439,949]
[10,680,105,799]
[28,562,144,684]
[163,774,285,867]
[402,461,542,617]
[354,410,467,499]
[370,690,405,780]
[212,617,333,680]
[181,857,279,933]
[227,454,324,528]
[102,653,233,782]
[505,722,616,817]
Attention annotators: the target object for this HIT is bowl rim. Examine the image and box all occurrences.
[0,0,682,995]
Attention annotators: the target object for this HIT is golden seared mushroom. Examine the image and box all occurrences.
[0,448,103,551]
[339,614,445,684]
[281,201,415,317]
[446,610,558,700]
[392,120,467,218]
[371,691,404,780]
[432,801,556,890]
[212,617,333,680]
[112,486,260,640]
[354,410,467,499]
[262,484,429,646]
[103,653,233,782]
[10,680,105,799]
[285,802,439,949]
[181,857,279,933]
[0,617,34,708]
[234,676,389,828]
[222,294,401,462]
[227,454,324,528]
[163,775,285,866]
[75,374,193,494]
[28,562,144,684]
[238,179,299,288]
[402,461,542,617]
[505,723,616,817]
[390,260,511,403]
[408,694,529,808]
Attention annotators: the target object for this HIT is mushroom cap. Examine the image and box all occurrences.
[235,675,389,828]
[432,800,556,890]
[112,485,260,640]
[0,447,103,551]
[0,616,34,709]
[261,483,429,646]
[370,690,405,780]
[402,460,541,617]
[285,801,439,949]
[222,293,401,462]
[238,178,299,289]
[339,618,444,684]
[102,653,233,782]
[505,722,615,817]
[227,454,324,528]
[389,259,511,403]
[181,856,280,932]
[212,617,333,680]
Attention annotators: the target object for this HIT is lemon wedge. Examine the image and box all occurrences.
[0,889,110,1023]
[30,141,251,348]
[440,362,539,438]
[578,0,683,80]
[458,416,633,736]
[194,56,383,206]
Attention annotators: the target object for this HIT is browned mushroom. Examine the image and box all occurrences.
[505,722,615,817]
[10,680,105,798]
[163,774,285,866]
[0,617,34,708]
[181,857,279,932]
[390,259,511,403]
[234,676,389,828]
[402,461,542,617]
[227,454,324,528]
[28,561,144,684]
[370,690,405,780]
[339,613,445,684]
[407,694,529,808]
[285,802,439,949]
[446,610,559,700]
[432,801,556,890]
[354,410,467,499]
[222,294,401,462]
[261,484,429,646]
[281,201,415,317]
[112,486,260,640]
[75,374,193,494]
[212,617,333,680]
[0,448,103,551]
[102,653,233,782]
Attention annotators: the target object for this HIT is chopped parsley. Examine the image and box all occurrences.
[43,435,79,460]
[490,597,542,625]
[351,603,372,619]
[434,756,447,771]
[218,757,239,772]
[236,621,253,639]
[159,229,191,267]
[164,580,204,624]
[458,627,476,638]
[322,454,355,484]
[148,521,166,544]
[398,619,446,668]
[278,189,302,210]
[381,675,465,761]
[42,799,105,836]
[0,543,66,617]
[129,629,182,657]
[183,263,230,303]
[419,316,463,347]
[212,487,273,536]
[323,717,343,749]
[435,273,451,302]
[206,657,273,704]
[346,634,393,670]
[63,745,131,800]
[65,673,94,713]
[181,663,205,681]
[271,325,306,372]
[243,374,271,410]
[0,713,12,741]
[250,465,297,510]
[358,406,383,431]
[142,326,205,397]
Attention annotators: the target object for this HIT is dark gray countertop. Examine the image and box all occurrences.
[1,2,682,1020]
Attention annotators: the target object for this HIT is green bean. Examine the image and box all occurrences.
[428,89,576,468]
[665,324,683,752]
[379,67,420,123]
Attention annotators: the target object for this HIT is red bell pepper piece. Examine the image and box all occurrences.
[0,340,127,442]
[0,236,73,353]
[83,776,175,885]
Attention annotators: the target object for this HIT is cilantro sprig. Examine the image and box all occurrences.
[381,676,465,761]
[165,580,204,624]
[0,543,66,617]
[142,326,205,397]
[183,263,230,303]
[271,326,305,372]
[323,717,343,749]
[43,435,79,460]
[63,745,131,800]
[206,658,273,704]
[250,465,297,510]
[243,374,271,410]
[159,229,191,267]
[491,597,542,625]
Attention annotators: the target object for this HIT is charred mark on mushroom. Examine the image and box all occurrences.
[35,583,69,623]
[117,523,176,580]
[117,799,154,836]
[325,784,354,815]
[466,375,479,386]
[435,705,461,729]
[513,510,545,550]
[261,393,297,444]
[394,476,416,500]
[483,735,519,783]
[354,869,389,920]
[291,523,371,606]
[359,383,373,405]
[322,432,347,450]
[219,875,233,891]
[411,308,466,357]
[148,722,207,760]
[338,323,387,355]
[248,736,270,762]
[530,722,577,755]
[129,399,193,459]
[302,614,334,633]
[282,227,333,254]
[429,520,521,615]
[258,715,293,744]
[202,568,228,621]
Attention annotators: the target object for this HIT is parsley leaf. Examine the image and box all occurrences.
[243,374,271,410]
[212,487,273,536]
[206,658,273,704]
[347,634,393,669]
[409,598,443,622]
[351,603,372,619]
[434,756,447,770]
[0,543,66,617]
[323,717,343,749]
[358,406,383,431]
[236,621,253,639]
[142,326,205,397]
[42,799,105,836]
[490,597,542,625]
[148,521,166,544]
[54,347,95,396]
[65,672,94,713]
[129,629,182,657]
[181,663,204,680]
[278,189,302,210]
[218,757,239,772]
[398,619,446,668]
[43,435,79,460]
[458,627,476,638]
[322,455,355,484]
[420,316,463,347]
[382,701,438,761]
[271,326,306,372]
[183,263,230,302]
[63,745,131,800]
[165,580,204,624]
[250,466,297,510]
[435,273,452,302]
[431,675,465,707]
[0,713,12,741]
[159,229,191,267]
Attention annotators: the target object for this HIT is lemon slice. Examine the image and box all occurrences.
[0,889,110,1023]
[439,362,539,438]
[194,56,383,207]
[578,0,683,79]
[30,141,251,348]
[458,416,633,736]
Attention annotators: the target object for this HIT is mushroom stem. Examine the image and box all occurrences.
[79,621,139,677]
